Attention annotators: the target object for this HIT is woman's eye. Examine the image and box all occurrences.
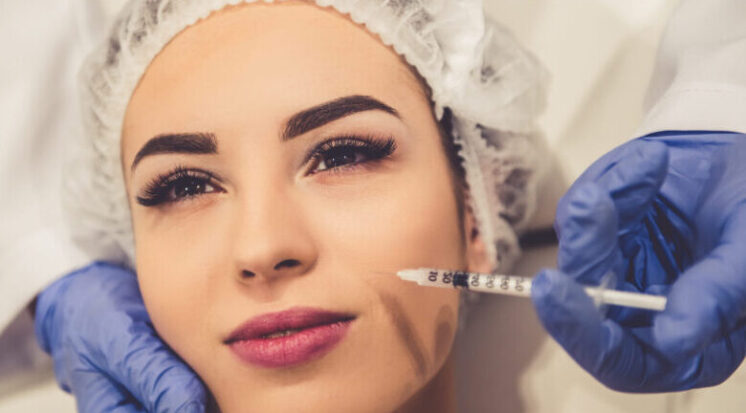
[137,168,222,207]
[314,147,366,172]
[308,136,397,175]
[171,177,217,199]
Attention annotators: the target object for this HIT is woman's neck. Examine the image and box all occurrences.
[395,355,457,413]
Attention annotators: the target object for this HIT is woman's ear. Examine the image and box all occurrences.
[462,201,492,274]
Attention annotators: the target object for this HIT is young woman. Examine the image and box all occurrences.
[69,0,547,411]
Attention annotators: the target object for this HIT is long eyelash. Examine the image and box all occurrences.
[305,134,397,174]
[136,166,217,207]
[136,136,394,206]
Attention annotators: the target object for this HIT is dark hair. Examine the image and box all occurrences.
[436,107,468,226]
[407,67,468,189]
[402,63,472,239]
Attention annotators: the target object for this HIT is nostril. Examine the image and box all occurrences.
[274,259,300,270]
[241,270,255,278]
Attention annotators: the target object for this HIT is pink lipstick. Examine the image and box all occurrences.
[225,307,355,368]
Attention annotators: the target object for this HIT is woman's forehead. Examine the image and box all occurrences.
[131,2,419,104]
[122,1,423,151]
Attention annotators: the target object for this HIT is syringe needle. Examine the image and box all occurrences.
[396,268,667,312]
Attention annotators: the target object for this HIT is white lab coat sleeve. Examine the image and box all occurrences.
[637,0,746,136]
[0,0,119,334]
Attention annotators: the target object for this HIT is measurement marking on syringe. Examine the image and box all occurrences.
[421,270,534,297]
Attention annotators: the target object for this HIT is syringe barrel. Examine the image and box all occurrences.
[408,269,532,298]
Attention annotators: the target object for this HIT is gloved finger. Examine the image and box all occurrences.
[34,266,88,354]
[93,326,207,413]
[531,270,633,388]
[71,369,145,413]
[34,262,206,412]
[590,139,668,236]
[555,182,620,285]
[653,205,746,360]
[75,265,207,413]
[531,269,669,391]
[645,132,736,220]
[571,138,652,185]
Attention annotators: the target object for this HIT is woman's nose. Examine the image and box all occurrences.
[231,190,317,284]
[239,258,306,280]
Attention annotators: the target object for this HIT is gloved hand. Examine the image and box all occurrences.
[35,261,207,412]
[531,131,746,392]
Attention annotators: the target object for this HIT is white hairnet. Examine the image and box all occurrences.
[67,0,549,274]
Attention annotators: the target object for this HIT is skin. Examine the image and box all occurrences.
[121,2,490,412]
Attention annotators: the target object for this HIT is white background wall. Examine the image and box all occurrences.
[485,0,680,178]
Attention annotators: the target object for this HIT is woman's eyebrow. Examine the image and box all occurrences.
[131,132,217,171]
[131,95,399,171]
[281,95,400,140]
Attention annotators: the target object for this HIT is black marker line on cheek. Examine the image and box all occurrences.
[377,291,428,378]
[433,304,456,366]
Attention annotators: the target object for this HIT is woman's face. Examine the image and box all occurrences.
[122,2,486,412]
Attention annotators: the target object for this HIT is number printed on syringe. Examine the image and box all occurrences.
[424,269,532,298]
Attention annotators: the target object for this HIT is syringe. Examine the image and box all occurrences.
[397,268,667,311]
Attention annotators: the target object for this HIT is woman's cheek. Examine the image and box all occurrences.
[309,166,463,270]
[133,216,219,362]
[307,163,463,377]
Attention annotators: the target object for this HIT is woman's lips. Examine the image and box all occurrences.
[225,307,356,368]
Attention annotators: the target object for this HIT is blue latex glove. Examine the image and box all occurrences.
[35,262,206,412]
[532,131,746,392]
